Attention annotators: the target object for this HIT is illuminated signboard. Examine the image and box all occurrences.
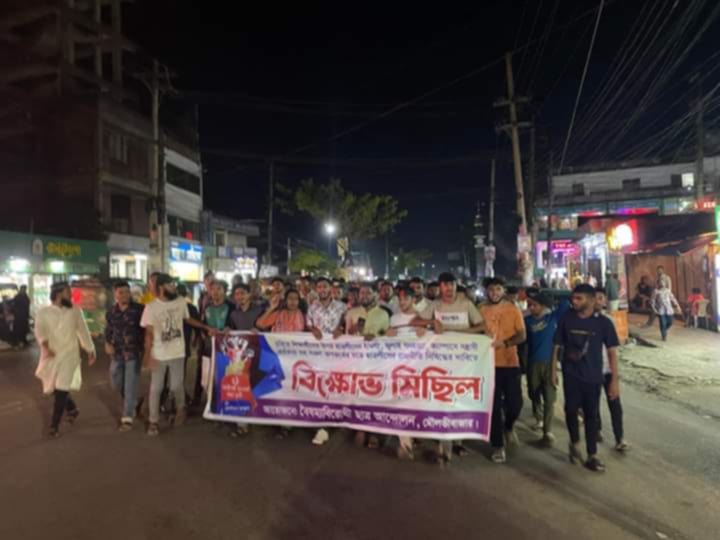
[607,220,638,252]
[715,205,720,240]
[169,241,203,263]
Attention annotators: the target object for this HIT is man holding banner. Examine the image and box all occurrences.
[419,272,485,464]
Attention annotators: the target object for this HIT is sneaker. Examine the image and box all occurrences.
[174,407,187,427]
[48,428,62,439]
[532,419,544,431]
[585,456,606,472]
[540,432,555,446]
[615,440,630,452]
[118,418,133,432]
[491,447,506,464]
[147,423,160,437]
[504,429,519,447]
[65,409,80,425]
[312,428,330,446]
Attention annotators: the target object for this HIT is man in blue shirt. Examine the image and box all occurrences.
[552,284,620,472]
[524,288,567,446]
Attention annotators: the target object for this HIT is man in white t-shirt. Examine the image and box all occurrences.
[409,277,429,313]
[418,272,484,463]
[141,273,218,436]
[388,286,425,338]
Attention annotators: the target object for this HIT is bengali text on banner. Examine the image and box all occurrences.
[203,331,495,440]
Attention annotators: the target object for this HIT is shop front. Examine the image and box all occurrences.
[207,246,258,285]
[107,233,149,281]
[169,239,204,283]
[535,239,580,284]
[0,231,107,311]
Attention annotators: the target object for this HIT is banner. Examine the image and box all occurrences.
[204,332,495,440]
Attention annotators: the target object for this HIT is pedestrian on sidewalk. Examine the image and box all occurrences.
[605,273,620,312]
[141,274,219,437]
[524,288,569,446]
[105,281,145,432]
[594,288,629,452]
[552,284,620,472]
[34,282,96,438]
[12,285,30,348]
[650,280,681,342]
[479,277,526,465]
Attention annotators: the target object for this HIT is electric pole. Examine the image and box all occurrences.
[267,161,275,268]
[494,52,533,283]
[489,158,495,244]
[546,151,554,284]
[695,78,705,200]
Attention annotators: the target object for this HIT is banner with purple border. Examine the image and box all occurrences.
[203,331,495,440]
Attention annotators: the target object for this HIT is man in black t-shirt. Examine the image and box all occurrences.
[552,284,620,472]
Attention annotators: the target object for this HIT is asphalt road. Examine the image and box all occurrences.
[1,346,719,540]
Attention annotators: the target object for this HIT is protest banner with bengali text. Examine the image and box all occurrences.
[203,331,495,440]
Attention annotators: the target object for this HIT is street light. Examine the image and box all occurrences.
[324,222,337,256]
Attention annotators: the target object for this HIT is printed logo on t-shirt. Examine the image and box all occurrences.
[160,308,183,343]
[435,311,469,327]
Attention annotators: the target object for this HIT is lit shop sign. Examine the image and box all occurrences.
[715,206,720,240]
[697,197,717,211]
[606,221,637,251]
[550,240,578,254]
[169,241,203,263]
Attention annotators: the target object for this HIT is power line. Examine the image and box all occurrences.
[558,0,605,172]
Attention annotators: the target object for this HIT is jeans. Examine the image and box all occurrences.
[658,314,673,339]
[563,376,601,456]
[490,367,524,448]
[527,362,556,434]
[110,359,141,420]
[597,373,624,444]
[51,390,77,429]
[149,358,186,424]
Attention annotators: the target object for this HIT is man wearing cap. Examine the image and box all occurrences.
[141,274,219,436]
[479,277,527,464]
[552,284,620,472]
[35,282,96,438]
[418,271,484,463]
[524,288,569,445]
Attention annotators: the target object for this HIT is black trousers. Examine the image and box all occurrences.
[51,390,77,429]
[490,367,524,448]
[597,373,624,444]
[563,376,601,456]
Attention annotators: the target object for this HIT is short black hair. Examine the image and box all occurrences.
[692,287,702,294]
[595,286,607,295]
[572,284,596,296]
[505,285,518,295]
[427,281,439,288]
[211,279,228,292]
[285,288,300,300]
[113,281,130,290]
[437,272,456,284]
[347,286,360,295]
[485,277,506,288]
[232,283,250,295]
[409,276,424,285]
[271,277,285,285]
[396,285,416,298]
[315,276,331,286]
[204,270,214,279]
[177,283,188,297]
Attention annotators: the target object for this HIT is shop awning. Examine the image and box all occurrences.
[633,232,716,256]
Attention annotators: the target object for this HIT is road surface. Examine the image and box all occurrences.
[0,346,718,540]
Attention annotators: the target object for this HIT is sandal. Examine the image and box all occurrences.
[367,435,380,450]
[147,423,160,437]
[275,427,291,440]
[228,426,249,438]
[48,428,61,439]
[585,456,606,473]
[453,443,471,457]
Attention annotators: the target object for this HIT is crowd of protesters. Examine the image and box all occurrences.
[34,268,630,473]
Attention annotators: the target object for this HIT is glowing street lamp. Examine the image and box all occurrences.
[324,222,337,236]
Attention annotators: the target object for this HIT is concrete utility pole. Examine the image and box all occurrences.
[695,84,705,200]
[148,58,164,274]
[505,52,528,233]
[489,158,495,244]
[527,123,536,228]
[267,161,275,267]
[546,152,555,284]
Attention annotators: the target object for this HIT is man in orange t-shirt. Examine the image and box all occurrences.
[479,278,527,464]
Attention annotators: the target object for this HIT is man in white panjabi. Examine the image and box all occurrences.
[35,282,96,438]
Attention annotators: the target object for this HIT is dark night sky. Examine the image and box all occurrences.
[124,0,720,277]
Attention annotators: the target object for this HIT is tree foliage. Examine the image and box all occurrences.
[288,248,339,276]
[392,248,432,277]
[291,178,407,246]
